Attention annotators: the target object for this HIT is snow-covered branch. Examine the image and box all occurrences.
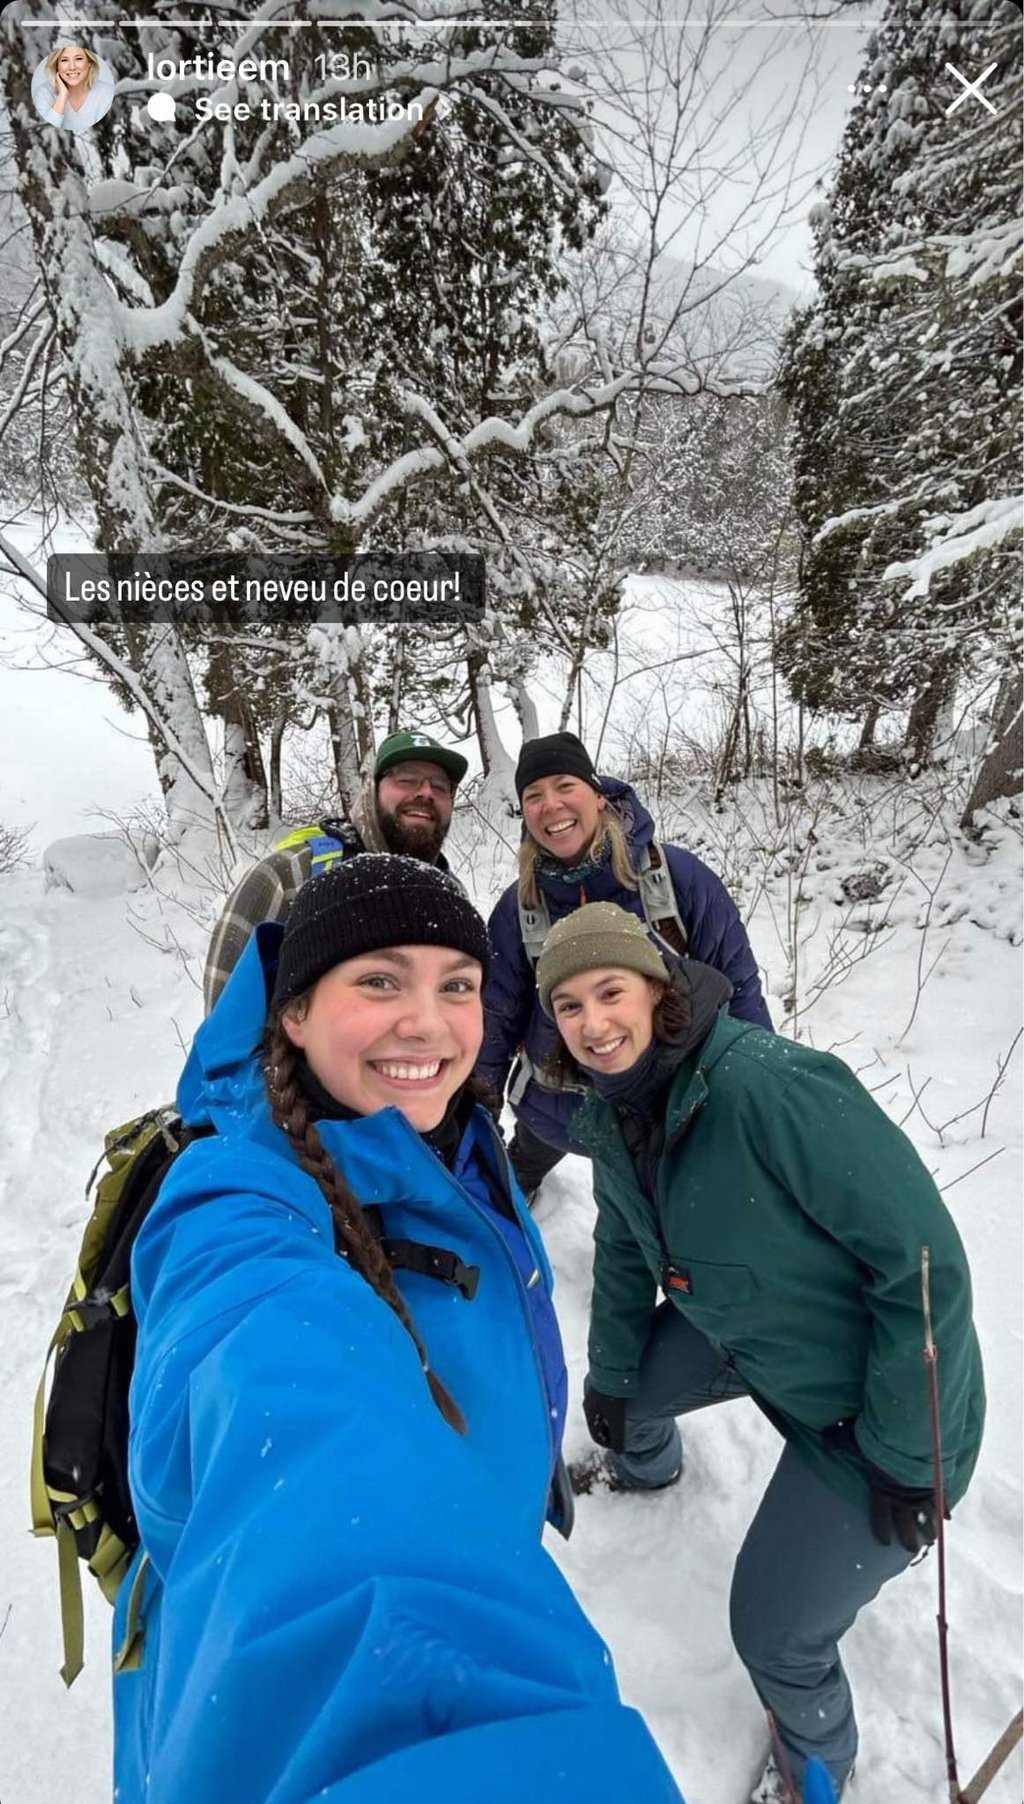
[190,323,329,492]
[121,106,438,353]
[884,498,1024,600]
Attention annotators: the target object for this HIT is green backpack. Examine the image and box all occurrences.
[31,1103,482,1684]
[31,1107,210,1685]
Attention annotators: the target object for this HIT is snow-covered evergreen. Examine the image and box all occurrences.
[779,0,1022,767]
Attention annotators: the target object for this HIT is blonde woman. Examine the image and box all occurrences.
[479,732,771,1199]
[32,44,114,134]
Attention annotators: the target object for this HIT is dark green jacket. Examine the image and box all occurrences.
[576,1016,984,1508]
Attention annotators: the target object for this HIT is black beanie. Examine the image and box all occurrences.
[272,855,490,1012]
[514,732,601,803]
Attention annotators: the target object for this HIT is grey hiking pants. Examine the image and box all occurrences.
[607,1303,915,1792]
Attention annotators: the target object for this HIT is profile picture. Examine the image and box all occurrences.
[31,44,115,135]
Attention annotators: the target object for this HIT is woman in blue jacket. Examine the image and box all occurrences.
[115,855,682,1804]
[479,732,771,1198]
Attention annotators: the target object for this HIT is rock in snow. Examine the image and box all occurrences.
[43,832,159,898]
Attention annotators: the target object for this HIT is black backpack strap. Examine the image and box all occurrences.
[381,1238,480,1301]
[349,1204,481,1302]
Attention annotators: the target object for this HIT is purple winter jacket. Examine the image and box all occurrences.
[479,778,772,1152]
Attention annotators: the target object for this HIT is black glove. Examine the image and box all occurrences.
[823,1420,940,1555]
[583,1385,628,1453]
[866,1477,940,1554]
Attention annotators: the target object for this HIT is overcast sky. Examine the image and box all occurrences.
[560,7,882,298]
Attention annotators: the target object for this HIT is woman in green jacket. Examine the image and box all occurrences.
[537,902,984,1804]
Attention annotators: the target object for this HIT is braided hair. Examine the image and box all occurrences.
[263,1019,466,1435]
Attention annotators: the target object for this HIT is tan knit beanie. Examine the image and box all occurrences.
[537,902,670,1016]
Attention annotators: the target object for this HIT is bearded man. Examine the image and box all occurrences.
[203,731,468,1012]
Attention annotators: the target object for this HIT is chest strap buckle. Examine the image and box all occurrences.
[382,1238,481,1302]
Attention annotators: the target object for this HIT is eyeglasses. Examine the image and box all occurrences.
[386,769,453,799]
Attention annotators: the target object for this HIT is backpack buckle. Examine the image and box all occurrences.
[69,1287,129,1332]
[52,1491,101,1531]
[413,1246,481,1302]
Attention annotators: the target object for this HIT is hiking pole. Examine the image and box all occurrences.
[921,1246,967,1804]
[961,1709,1023,1804]
[765,1711,802,1804]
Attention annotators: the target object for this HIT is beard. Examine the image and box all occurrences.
[378,801,446,863]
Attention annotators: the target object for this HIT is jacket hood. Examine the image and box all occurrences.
[669,955,734,1060]
[599,775,655,851]
[349,776,390,853]
[178,921,282,1132]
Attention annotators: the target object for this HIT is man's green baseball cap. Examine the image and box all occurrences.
[374,730,468,787]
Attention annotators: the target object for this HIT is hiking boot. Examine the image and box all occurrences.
[568,1450,682,1496]
[750,1756,796,1804]
[749,1754,852,1803]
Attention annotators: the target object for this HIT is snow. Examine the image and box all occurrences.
[944,220,1023,288]
[43,831,158,898]
[0,591,158,855]
[0,592,1020,1804]
[883,496,1024,599]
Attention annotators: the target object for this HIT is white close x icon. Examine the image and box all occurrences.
[944,62,999,115]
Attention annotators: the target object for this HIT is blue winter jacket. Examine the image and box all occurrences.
[480,778,772,1151]
[113,924,683,1804]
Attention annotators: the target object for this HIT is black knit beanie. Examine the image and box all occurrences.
[514,732,601,803]
[271,855,490,1012]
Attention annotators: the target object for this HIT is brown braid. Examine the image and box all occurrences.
[263,1021,467,1435]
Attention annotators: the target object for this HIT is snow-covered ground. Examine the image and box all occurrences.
[0,620,1020,1803]
[0,588,157,852]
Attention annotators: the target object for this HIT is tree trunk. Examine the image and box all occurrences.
[906,655,958,767]
[325,701,363,813]
[0,45,159,550]
[123,624,221,842]
[0,40,228,842]
[386,627,408,737]
[206,640,269,830]
[961,670,1023,829]
[308,625,366,810]
[466,648,515,785]
[350,655,376,770]
[740,677,753,776]
[221,723,265,832]
[269,712,286,823]
[510,678,541,745]
[858,700,880,750]
[559,644,584,732]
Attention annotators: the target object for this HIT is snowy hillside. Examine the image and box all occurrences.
[0,621,1020,1803]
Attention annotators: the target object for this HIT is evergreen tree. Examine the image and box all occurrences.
[779,0,1021,756]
